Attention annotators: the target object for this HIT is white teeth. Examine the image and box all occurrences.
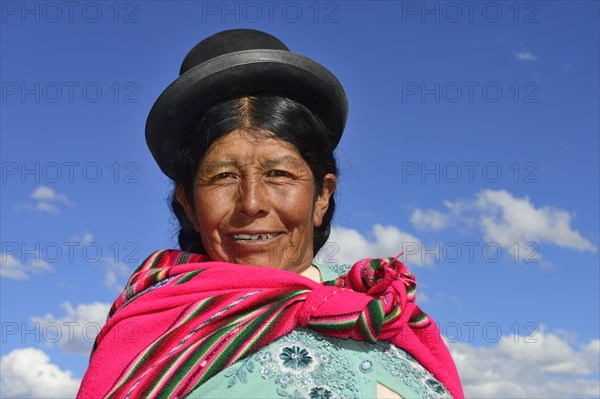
[231,233,280,240]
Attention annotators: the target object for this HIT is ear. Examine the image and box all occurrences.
[175,184,199,232]
[313,173,337,227]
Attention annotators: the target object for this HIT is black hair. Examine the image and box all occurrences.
[169,95,337,256]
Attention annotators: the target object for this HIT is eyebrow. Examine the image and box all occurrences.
[201,160,238,169]
[260,155,302,168]
[201,156,302,170]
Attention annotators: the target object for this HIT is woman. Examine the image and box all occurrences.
[78,29,463,399]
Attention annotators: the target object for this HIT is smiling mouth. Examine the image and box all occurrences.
[229,233,282,241]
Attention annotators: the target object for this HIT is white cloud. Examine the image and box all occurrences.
[69,232,93,246]
[514,50,538,61]
[38,201,61,213]
[16,186,73,214]
[410,209,450,231]
[0,348,80,398]
[411,190,597,257]
[82,233,93,245]
[316,224,432,266]
[15,202,60,214]
[100,257,131,292]
[72,233,123,287]
[474,190,596,252]
[31,302,110,355]
[449,328,600,397]
[31,186,72,205]
[0,253,52,280]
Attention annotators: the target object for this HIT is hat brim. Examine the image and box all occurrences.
[145,49,348,179]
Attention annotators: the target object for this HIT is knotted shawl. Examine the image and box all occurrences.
[77,250,463,399]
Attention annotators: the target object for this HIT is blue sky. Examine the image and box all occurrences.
[1,1,598,397]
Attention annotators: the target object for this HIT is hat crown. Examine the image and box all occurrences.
[147,29,348,179]
[180,29,290,75]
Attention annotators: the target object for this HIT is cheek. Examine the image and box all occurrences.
[193,189,231,232]
[281,188,317,230]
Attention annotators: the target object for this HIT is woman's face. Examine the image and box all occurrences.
[177,129,336,273]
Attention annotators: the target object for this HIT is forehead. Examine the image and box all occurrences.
[201,129,305,163]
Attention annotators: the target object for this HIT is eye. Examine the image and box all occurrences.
[213,172,236,181]
[267,169,292,178]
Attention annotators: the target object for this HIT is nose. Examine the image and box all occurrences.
[237,176,269,218]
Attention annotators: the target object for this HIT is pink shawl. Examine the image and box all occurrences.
[78,250,463,398]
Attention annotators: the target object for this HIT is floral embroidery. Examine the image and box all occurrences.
[277,388,305,399]
[275,372,294,388]
[295,371,313,388]
[254,350,272,364]
[366,340,452,398]
[223,356,255,387]
[259,363,278,379]
[279,345,313,369]
[309,386,333,399]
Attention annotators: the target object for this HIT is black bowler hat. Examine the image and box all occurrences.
[145,29,348,179]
